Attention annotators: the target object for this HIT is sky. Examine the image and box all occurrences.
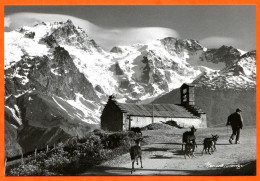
[4,5,256,51]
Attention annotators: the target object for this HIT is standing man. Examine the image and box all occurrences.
[226,108,243,144]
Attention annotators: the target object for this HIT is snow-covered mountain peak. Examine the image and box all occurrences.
[5,19,108,68]
[160,37,204,53]
[193,50,256,90]
[5,19,256,125]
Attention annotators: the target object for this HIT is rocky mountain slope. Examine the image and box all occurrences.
[4,19,256,156]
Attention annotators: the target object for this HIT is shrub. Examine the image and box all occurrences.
[8,131,137,175]
[9,161,44,176]
[77,135,103,155]
[101,131,134,149]
[44,147,71,174]
[9,147,70,176]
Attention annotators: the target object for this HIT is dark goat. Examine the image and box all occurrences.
[182,126,197,152]
[130,138,143,174]
[202,134,219,154]
[202,139,214,154]
[131,127,142,135]
[184,140,196,159]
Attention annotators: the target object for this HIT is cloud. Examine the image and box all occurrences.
[99,27,179,50]
[200,36,241,49]
[4,17,11,27]
[5,12,179,51]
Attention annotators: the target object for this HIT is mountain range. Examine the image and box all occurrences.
[4,19,256,157]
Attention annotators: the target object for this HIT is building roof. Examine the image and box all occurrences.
[115,102,199,118]
[181,83,195,87]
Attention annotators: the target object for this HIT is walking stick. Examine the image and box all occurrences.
[227,125,229,140]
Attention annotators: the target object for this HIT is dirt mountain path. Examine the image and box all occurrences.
[82,127,256,175]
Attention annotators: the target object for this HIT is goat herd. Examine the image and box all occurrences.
[129,126,219,174]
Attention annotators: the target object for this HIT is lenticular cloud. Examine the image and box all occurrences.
[5,12,179,51]
[200,36,239,49]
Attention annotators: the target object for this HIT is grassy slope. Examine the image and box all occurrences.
[153,87,256,127]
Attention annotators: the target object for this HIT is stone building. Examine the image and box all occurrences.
[101,83,207,131]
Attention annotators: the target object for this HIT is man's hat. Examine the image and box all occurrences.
[236,108,242,112]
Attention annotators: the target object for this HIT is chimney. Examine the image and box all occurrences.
[180,83,195,106]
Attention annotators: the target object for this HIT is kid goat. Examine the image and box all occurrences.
[202,134,219,154]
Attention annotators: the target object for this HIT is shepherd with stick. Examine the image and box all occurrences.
[226,108,243,144]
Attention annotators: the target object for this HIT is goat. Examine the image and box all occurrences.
[211,134,219,151]
[202,134,219,154]
[129,138,143,174]
[184,140,196,159]
[131,127,142,136]
[202,139,214,155]
[182,126,197,152]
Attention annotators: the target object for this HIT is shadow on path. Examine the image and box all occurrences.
[142,147,171,152]
[150,155,174,159]
[81,160,256,176]
[155,142,183,145]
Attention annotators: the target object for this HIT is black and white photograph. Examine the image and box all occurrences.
[4,5,256,176]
